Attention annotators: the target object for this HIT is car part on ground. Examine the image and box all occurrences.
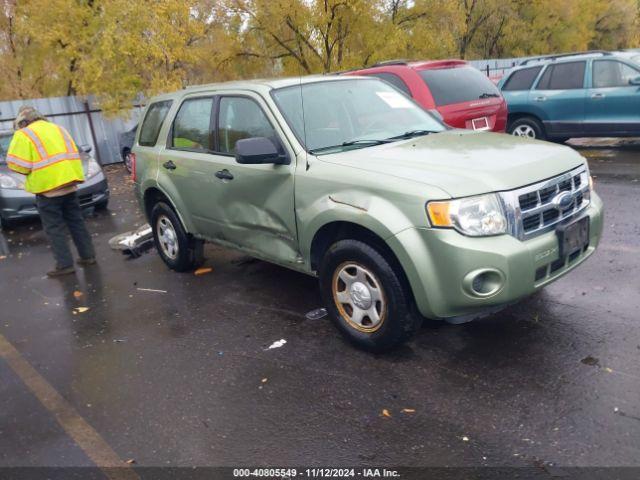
[108,223,154,258]
[133,75,603,352]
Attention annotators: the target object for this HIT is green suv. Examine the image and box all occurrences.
[133,76,603,351]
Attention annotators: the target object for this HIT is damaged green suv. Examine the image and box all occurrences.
[133,76,603,351]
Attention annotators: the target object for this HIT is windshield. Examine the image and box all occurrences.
[0,134,12,164]
[271,78,445,154]
[419,66,501,106]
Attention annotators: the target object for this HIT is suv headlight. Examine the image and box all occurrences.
[427,193,507,237]
[85,158,102,178]
[0,173,23,190]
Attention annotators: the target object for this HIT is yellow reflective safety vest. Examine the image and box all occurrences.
[6,120,85,194]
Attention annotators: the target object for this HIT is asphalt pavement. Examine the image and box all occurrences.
[0,140,639,477]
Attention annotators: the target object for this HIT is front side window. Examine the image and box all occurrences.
[502,67,542,91]
[369,72,412,96]
[593,60,640,88]
[139,100,173,147]
[218,97,277,154]
[272,78,445,154]
[171,97,214,151]
[536,62,585,90]
[418,66,501,106]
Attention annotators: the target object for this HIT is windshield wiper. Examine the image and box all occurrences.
[386,129,437,140]
[479,93,500,98]
[309,139,393,154]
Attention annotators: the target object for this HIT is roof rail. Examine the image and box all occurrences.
[520,50,612,65]
[371,59,410,67]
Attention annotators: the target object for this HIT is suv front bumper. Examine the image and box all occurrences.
[387,191,604,320]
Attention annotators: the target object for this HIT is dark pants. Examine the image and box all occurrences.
[36,192,95,269]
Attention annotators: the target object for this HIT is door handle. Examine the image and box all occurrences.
[162,160,177,170]
[591,93,605,99]
[215,169,234,181]
[534,96,546,102]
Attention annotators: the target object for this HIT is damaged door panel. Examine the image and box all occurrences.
[196,94,299,264]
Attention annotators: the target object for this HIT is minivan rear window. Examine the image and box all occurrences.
[139,100,173,147]
[419,66,500,106]
[502,66,543,91]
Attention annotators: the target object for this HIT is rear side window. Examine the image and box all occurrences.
[218,97,276,154]
[171,97,214,151]
[418,66,500,106]
[368,72,412,96]
[593,60,640,88]
[536,62,585,90]
[502,67,542,91]
[139,100,172,147]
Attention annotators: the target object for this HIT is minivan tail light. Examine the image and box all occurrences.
[131,152,137,182]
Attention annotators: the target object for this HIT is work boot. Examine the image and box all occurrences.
[76,257,97,266]
[46,266,75,277]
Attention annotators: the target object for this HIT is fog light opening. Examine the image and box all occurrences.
[465,269,504,297]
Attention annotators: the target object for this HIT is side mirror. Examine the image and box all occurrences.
[428,109,444,122]
[79,144,92,153]
[235,137,289,165]
[629,76,640,86]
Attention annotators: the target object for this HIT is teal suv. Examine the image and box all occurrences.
[499,51,640,141]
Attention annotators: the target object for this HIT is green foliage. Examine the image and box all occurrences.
[1,0,638,112]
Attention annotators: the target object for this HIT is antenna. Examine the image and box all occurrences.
[298,63,309,170]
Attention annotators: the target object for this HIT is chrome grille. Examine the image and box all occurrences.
[500,166,590,240]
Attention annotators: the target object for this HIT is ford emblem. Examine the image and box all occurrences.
[553,191,574,210]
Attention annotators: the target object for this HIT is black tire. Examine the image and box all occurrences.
[150,202,204,272]
[507,116,546,140]
[319,239,423,352]
[123,149,133,173]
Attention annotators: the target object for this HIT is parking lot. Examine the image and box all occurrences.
[0,140,639,475]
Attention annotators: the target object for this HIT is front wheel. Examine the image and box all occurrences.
[151,202,204,272]
[319,239,422,352]
[508,117,546,140]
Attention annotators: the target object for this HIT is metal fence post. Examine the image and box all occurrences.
[83,100,102,165]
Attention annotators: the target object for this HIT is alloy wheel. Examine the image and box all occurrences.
[512,125,536,138]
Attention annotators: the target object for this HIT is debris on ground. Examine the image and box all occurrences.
[305,307,328,320]
[381,409,391,418]
[462,436,469,442]
[0,255,6,261]
[194,267,213,276]
[125,459,136,465]
[73,290,83,299]
[108,224,153,258]
[402,408,416,414]
[73,307,90,314]
[581,355,599,366]
[261,378,268,383]
[266,339,287,350]
[136,288,167,294]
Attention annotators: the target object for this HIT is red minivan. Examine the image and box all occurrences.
[345,60,507,132]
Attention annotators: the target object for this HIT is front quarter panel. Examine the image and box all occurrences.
[297,157,451,271]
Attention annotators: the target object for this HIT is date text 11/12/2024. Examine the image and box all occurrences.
[233,468,401,478]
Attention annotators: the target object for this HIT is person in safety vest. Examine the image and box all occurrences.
[6,106,96,277]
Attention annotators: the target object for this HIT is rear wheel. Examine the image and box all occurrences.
[123,150,133,173]
[151,202,203,272]
[319,239,422,352]
[508,117,546,140]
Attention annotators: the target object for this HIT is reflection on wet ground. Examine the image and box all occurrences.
[0,143,639,468]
